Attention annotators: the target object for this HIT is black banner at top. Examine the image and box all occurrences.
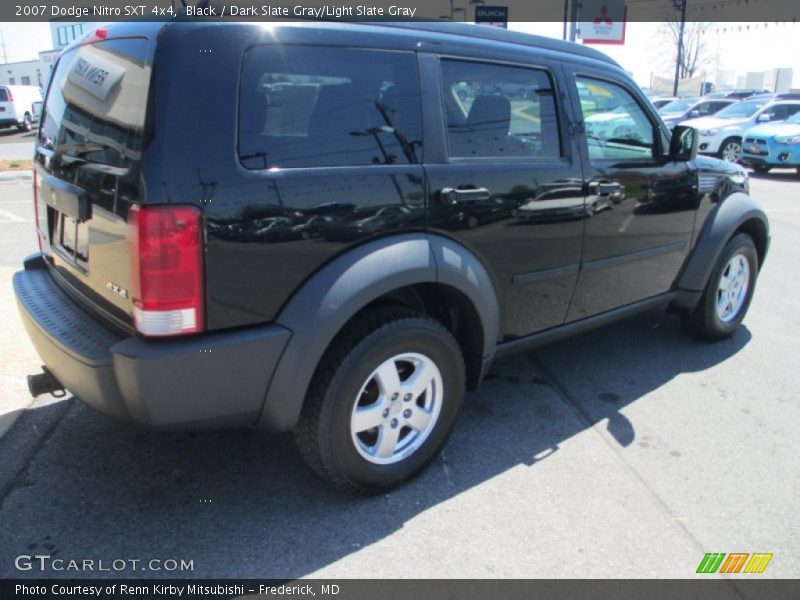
[3,0,800,22]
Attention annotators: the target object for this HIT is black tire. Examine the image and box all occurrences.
[682,233,759,340]
[17,113,32,132]
[718,137,742,163]
[294,306,465,493]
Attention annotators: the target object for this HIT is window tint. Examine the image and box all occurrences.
[0,89,8,102]
[238,46,422,169]
[440,59,561,159]
[577,77,655,161]
[39,38,150,168]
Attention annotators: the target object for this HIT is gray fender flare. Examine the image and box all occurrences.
[673,192,769,311]
[257,232,500,432]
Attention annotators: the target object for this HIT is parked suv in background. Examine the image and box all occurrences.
[0,84,43,132]
[14,22,769,492]
[658,96,738,130]
[684,93,800,162]
[741,110,800,173]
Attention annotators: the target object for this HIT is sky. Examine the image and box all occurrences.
[1,20,799,88]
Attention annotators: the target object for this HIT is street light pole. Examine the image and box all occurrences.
[672,0,687,97]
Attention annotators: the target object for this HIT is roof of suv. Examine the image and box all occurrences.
[77,20,620,70]
[376,22,618,66]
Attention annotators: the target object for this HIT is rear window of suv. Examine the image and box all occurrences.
[38,38,150,169]
[238,45,422,169]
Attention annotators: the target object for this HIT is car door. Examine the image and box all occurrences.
[421,52,586,338]
[564,68,697,321]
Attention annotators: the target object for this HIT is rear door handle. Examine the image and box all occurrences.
[441,187,491,205]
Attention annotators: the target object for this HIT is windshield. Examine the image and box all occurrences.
[714,100,766,119]
[658,98,696,114]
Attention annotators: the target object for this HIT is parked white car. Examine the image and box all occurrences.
[0,85,43,132]
[682,94,800,162]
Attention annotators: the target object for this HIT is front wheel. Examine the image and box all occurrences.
[719,137,743,163]
[682,233,759,340]
[294,306,465,493]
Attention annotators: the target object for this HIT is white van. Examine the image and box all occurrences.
[0,85,43,132]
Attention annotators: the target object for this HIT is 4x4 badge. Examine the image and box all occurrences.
[106,282,129,299]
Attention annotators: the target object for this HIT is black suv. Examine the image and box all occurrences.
[14,22,769,492]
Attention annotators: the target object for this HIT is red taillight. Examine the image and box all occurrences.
[95,28,108,40]
[129,204,205,337]
[7,89,13,101]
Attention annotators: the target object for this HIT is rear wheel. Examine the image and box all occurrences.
[294,306,465,493]
[719,137,743,162]
[682,233,758,340]
[17,113,32,132]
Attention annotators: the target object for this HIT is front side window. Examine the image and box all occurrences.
[440,59,561,159]
[238,46,422,169]
[577,76,655,160]
[765,103,800,121]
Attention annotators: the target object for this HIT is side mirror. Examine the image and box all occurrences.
[668,125,698,162]
[757,113,771,123]
[689,109,701,118]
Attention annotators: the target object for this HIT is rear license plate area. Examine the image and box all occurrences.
[56,213,89,263]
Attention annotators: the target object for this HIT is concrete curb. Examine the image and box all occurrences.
[0,170,32,183]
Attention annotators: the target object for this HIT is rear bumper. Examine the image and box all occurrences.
[13,255,292,430]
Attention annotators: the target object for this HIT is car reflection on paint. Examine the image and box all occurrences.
[514,183,609,222]
[292,215,338,240]
[323,205,422,241]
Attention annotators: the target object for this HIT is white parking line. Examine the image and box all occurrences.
[0,208,30,223]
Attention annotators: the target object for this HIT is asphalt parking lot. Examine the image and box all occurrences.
[0,171,797,579]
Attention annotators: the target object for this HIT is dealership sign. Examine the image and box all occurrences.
[475,6,508,28]
[579,0,627,45]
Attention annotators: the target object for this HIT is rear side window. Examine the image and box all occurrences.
[440,59,561,159]
[239,46,422,169]
[0,89,8,102]
[38,38,149,168]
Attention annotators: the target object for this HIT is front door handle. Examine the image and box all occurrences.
[441,187,491,205]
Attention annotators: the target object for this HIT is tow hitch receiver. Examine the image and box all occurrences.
[27,366,66,398]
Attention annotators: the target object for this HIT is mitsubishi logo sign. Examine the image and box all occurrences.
[580,0,628,45]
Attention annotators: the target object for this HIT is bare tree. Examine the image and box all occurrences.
[659,20,711,79]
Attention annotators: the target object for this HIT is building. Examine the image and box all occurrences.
[1,60,43,87]
[0,21,98,88]
[50,21,96,51]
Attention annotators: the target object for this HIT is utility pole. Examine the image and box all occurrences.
[568,0,579,42]
[0,30,7,64]
[672,0,687,97]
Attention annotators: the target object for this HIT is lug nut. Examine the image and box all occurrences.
[403,409,412,418]
[404,393,412,402]
[382,409,390,418]
[390,419,398,428]
[391,392,399,400]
